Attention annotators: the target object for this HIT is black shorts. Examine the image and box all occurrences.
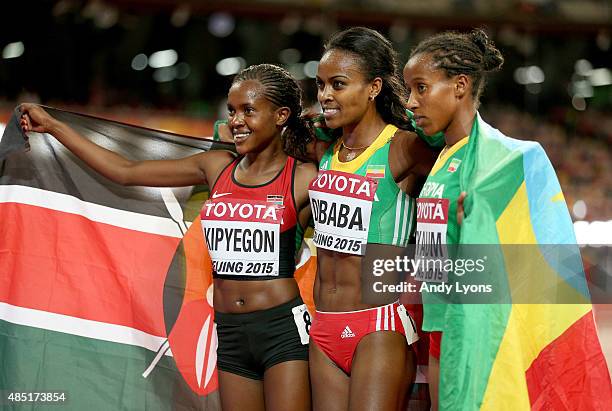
[215,297,311,380]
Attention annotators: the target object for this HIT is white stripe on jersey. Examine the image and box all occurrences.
[384,305,389,330]
[400,194,410,246]
[376,307,382,331]
[392,191,403,245]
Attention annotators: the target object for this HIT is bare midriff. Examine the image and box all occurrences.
[213,278,300,313]
[314,248,396,312]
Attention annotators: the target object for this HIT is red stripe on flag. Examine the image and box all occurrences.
[526,311,612,410]
[0,202,181,337]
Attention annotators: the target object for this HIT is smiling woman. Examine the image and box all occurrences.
[19,63,318,411]
[307,27,438,411]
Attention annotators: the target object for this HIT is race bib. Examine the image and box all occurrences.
[414,198,449,282]
[291,304,311,345]
[200,199,282,277]
[308,170,377,255]
[396,304,419,345]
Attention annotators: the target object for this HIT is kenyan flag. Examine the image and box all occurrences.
[0,107,233,410]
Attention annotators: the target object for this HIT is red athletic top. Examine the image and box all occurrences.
[206,156,301,280]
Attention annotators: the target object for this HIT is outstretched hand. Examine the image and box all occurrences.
[19,103,55,134]
[457,191,467,226]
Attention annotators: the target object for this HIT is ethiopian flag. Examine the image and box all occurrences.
[434,114,612,410]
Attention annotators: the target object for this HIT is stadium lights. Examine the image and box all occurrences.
[304,61,318,79]
[574,221,612,246]
[513,65,545,85]
[208,12,235,38]
[289,64,306,80]
[567,60,609,110]
[588,68,611,87]
[149,49,178,69]
[2,42,24,59]
[153,67,177,83]
[573,200,587,220]
[216,57,245,76]
[132,52,189,80]
[571,96,587,111]
[131,54,148,71]
[175,62,191,80]
[574,59,593,76]
[571,80,594,98]
[279,48,301,65]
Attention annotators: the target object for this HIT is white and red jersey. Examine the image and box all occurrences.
[201,156,300,279]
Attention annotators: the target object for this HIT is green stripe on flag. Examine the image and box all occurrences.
[462,119,525,226]
[0,320,219,410]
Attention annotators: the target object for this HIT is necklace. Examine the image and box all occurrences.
[341,140,369,161]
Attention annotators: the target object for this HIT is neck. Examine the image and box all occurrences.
[444,106,477,147]
[242,137,287,173]
[341,109,387,148]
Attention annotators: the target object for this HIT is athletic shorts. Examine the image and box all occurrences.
[309,301,419,374]
[215,297,311,380]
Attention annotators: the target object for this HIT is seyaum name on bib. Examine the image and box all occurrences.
[414,197,449,282]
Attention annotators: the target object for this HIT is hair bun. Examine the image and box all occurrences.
[470,29,489,53]
[470,29,504,72]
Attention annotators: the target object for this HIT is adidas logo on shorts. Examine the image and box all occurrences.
[340,325,356,339]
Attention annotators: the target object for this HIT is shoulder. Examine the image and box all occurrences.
[390,129,432,156]
[388,129,438,179]
[294,160,318,181]
[293,160,317,191]
[199,149,236,166]
[196,150,237,183]
[391,129,419,144]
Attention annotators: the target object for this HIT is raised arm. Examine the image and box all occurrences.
[20,103,235,187]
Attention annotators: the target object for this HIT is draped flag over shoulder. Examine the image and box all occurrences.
[436,114,612,410]
[0,106,236,410]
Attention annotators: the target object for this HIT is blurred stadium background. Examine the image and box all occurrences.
[0,0,611,367]
[1,1,609,231]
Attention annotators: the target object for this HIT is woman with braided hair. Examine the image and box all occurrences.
[20,63,317,411]
[307,27,437,410]
[403,29,504,410]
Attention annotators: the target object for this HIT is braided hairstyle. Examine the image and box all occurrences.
[324,27,413,130]
[232,64,314,159]
[410,29,504,104]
